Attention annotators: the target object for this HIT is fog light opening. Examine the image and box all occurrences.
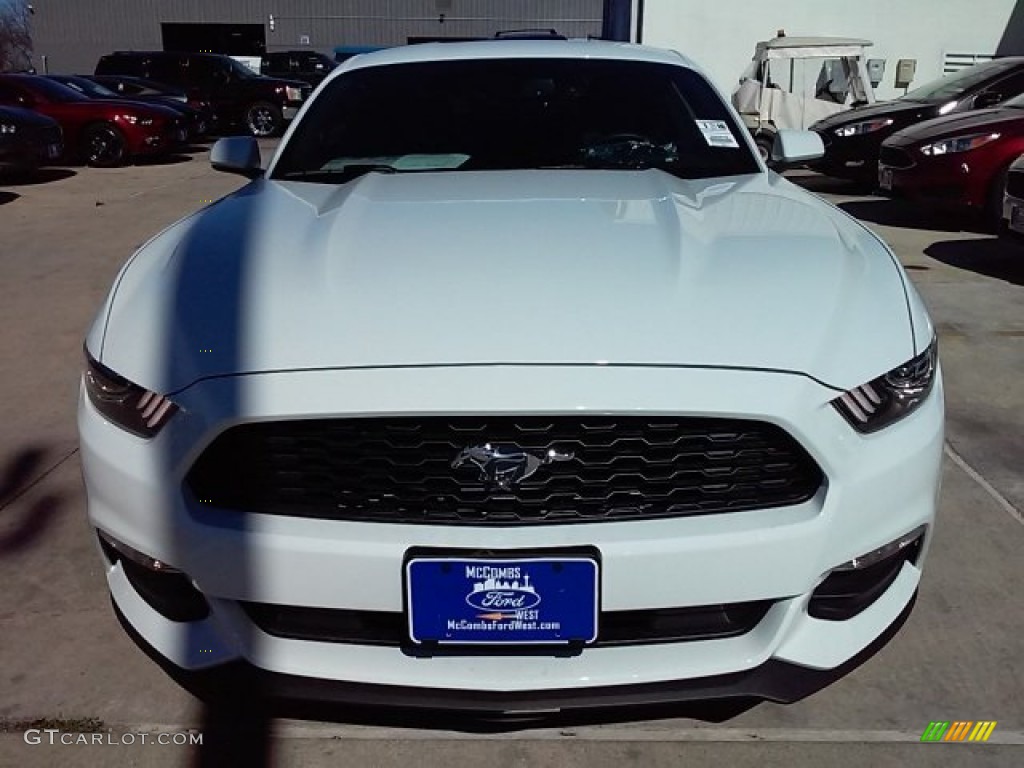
[97,529,179,573]
[96,530,210,622]
[836,524,927,572]
[808,526,926,621]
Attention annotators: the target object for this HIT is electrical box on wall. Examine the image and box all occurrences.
[895,59,917,88]
[867,59,886,87]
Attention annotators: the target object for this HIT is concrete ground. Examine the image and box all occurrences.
[0,149,1021,767]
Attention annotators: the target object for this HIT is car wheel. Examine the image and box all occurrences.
[244,101,283,138]
[755,135,775,166]
[83,123,128,168]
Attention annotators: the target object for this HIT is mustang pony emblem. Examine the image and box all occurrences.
[451,444,574,490]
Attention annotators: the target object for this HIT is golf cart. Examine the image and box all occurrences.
[733,35,877,162]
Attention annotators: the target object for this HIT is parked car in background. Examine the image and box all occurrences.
[90,74,218,136]
[0,74,185,167]
[45,74,209,140]
[1001,152,1024,234]
[0,105,63,176]
[261,50,336,87]
[811,57,1024,181]
[94,51,311,137]
[80,41,943,715]
[878,95,1024,228]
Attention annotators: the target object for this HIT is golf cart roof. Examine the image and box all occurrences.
[755,36,873,59]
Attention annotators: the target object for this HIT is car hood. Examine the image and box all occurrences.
[812,98,935,131]
[885,107,1024,145]
[94,170,918,394]
[0,105,58,127]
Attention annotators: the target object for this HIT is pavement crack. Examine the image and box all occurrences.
[944,441,1023,525]
[0,447,79,515]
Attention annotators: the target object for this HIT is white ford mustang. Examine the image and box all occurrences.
[78,40,943,717]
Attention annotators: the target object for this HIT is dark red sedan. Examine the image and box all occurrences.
[878,96,1024,227]
[0,74,186,167]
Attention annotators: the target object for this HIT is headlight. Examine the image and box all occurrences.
[0,123,16,134]
[120,114,155,126]
[834,119,894,138]
[83,352,178,437]
[285,86,303,101]
[920,132,1001,156]
[832,338,938,433]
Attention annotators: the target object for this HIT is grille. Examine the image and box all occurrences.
[879,145,915,169]
[1006,168,1024,199]
[187,416,823,525]
[241,600,775,647]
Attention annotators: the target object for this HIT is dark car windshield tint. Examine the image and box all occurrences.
[900,60,1019,104]
[226,59,257,79]
[50,76,118,99]
[271,58,760,182]
[22,76,89,103]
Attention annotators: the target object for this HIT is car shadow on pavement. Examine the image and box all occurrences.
[0,168,76,187]
[0,191,19,205]
[785,173,876,196]
[189,694,759,767]
[134,153,194,167]
[836,198,986,234]
[0,447,65,556]
[925,236,1024,286]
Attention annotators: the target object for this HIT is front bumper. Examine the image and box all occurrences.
[114,591,918,717]
[811,131,887,180]
[79,364,944,706]
[878,152,987,210]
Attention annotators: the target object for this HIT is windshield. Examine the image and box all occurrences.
[272,58,759,183]
[900,60,1017,103]
[226,59,257,79]
[24,76,88,103]
[52,76,118,99]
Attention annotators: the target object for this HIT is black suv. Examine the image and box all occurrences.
[261,51,336,87]
[94,51,310,137]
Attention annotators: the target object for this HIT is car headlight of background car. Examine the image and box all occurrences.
[832,339,938,433]
[920,132,1001,156]
[119,114,155,126]
[84,352,178,438]
[833,118,894,137]
[285,86,303,101]
[0,122,16,135]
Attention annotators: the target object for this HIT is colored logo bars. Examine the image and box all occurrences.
[921,721,997,742]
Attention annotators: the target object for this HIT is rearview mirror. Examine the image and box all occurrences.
[771,130,825,166]
[210,137,263,179]
[974,91,1003,109]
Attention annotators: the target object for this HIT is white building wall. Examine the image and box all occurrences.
[640,0,1022,100]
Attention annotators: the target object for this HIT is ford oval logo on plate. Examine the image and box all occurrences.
[465,571,542,612]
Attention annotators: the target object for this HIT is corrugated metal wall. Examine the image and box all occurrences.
[30,0,604,73]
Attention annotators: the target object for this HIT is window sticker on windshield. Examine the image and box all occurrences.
[695,120,740,149]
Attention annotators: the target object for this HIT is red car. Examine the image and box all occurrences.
[877,95,1024,228]
[0,74,186,167]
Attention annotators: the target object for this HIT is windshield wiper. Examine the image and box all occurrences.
[277,164,399,183]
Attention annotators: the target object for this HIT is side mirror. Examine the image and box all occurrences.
[210,137,263,178]
[770,129,825,166]
[974,91,1003,109]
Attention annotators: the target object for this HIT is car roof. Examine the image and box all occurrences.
[338,39,695,72]
[105,50,229,60]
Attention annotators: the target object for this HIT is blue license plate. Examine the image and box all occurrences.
[406,556,599,645]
